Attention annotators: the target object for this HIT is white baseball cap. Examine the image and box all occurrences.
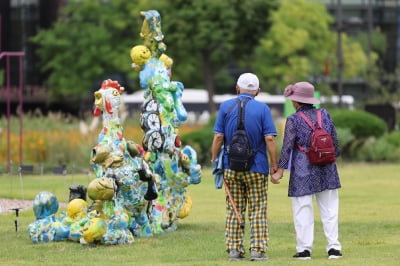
[237,73,259,91]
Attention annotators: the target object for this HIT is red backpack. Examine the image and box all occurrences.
[297,109,336,166]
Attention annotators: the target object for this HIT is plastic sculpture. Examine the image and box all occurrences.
[27,9,201,246]
[131,10,201,234]
[89,78,155,239]
[28,191,62,243]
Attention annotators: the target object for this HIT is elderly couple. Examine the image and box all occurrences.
[211,73,342,261]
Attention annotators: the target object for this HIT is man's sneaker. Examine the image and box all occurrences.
[293,250,311,260]
[250,250,268,261]
[328,248,342,259]
[228,250,245,261]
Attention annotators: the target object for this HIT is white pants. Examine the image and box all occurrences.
[292,189,341,253]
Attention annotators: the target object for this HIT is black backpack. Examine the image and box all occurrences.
[227,98,257,171]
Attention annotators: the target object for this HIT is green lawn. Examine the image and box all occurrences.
[0,163,399,265]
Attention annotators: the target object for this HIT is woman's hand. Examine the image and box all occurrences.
[271,168,284,184]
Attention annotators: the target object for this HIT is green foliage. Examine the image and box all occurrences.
[341,34,369,79]
[161,0,277,111]
[181,116,216,166]
[253,0,334,92]
[31,0,156,100]
[355,27,399,105]
[335,127,355,152]
[383,130,400,147]
[161,0,237,87]
[331,109,387,138]
[253,0,368,94]
[357,137,400,162]
[31,0,277,112]
[364,65,400,104]
[355,27,387,57]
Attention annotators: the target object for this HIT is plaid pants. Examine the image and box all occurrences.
[224,169,269,254]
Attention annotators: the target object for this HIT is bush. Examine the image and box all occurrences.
[383,130,400,147]
[336,127,355,153]
[356,137,400,162]
[181,116,215,166]
[331,109,387,138]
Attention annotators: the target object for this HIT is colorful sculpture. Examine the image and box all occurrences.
[28,191,63,243]
[132,10,201,234]
[27,9,201,245]
[89,78,154,239]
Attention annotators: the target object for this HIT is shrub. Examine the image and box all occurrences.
[383,130,400,147]
[331,109,387,138]
[336,127,355,153]
[357,137,400,162]
[181,116,215,166]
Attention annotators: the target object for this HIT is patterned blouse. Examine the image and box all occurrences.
[278,105,341,197]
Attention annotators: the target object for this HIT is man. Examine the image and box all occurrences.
[211,73,278,261]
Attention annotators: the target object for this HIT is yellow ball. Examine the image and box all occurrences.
[66,199,88,220]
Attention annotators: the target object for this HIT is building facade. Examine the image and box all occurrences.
[321,0,400,73]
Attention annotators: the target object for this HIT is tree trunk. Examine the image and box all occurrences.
[201,50,216,115]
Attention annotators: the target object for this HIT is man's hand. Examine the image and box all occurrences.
[271,168,284,184]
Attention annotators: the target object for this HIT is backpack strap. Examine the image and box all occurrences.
[226,97,250,150]
[316,109,322,129]
[226,98,250,128]
[238,98,264,155]
[237,98,250,130]
[296,110,320,152]
[297,111,315,130]
[227,99,240,114]
[226,97,256,152]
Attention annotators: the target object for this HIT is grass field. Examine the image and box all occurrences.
[0,163,399,265]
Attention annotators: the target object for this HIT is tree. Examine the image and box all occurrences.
[32,0,277,113]
[31,0,156,105]
[159,0,277,113]
[356,27,399,104]
[252,0,368,95]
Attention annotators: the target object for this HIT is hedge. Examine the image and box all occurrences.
[330,109,387,138]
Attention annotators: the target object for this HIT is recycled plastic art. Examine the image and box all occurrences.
[28,10,201,245]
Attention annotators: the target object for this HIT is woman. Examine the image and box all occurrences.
[272,81,342,260]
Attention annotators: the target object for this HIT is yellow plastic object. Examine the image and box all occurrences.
[87,177,114,201]
[159,54,173,68]
[82,217,107,244]
[130,45,151,70]
[66,199,88,220]
[177,193,192,219]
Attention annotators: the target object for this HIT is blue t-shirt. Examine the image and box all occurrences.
[213,94,277,174]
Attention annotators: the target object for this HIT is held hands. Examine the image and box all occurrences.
[271,168,284,184]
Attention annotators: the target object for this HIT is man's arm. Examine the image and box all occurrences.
[211,133,224,163]
[264,135,278,175]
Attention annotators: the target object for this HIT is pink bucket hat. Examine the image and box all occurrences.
[284,82,320,104]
